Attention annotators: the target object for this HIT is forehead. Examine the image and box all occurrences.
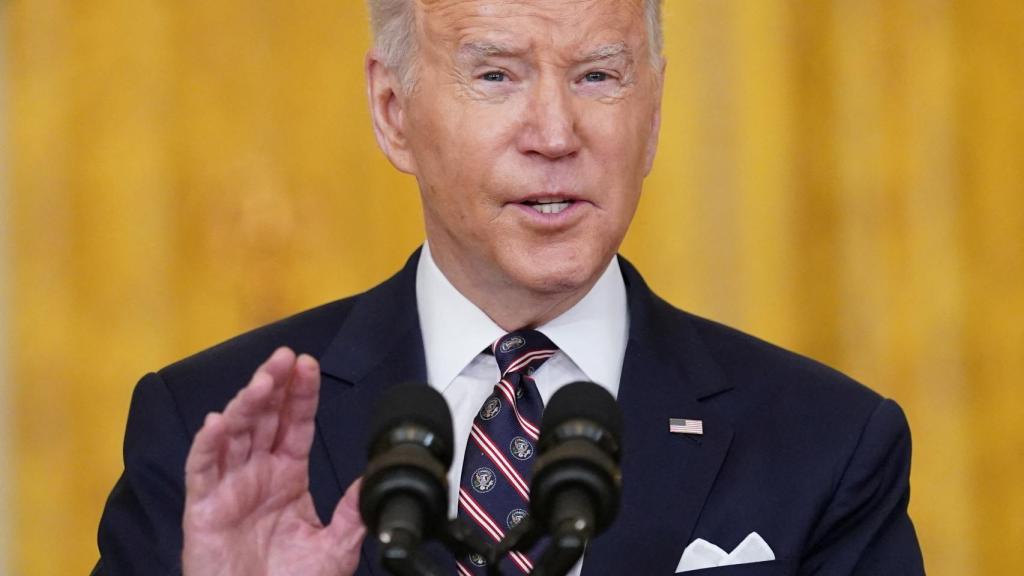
[415,0,647,56]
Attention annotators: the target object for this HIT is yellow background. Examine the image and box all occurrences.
[3,1,1022,574]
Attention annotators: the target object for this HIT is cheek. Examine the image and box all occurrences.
[584,115,646,186]
[421,108,513,183]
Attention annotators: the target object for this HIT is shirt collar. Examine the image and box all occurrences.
[416,243,506,392]
[537,256,629,392]
[416,242,629,393]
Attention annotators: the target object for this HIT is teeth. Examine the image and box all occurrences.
[530,201,571,214]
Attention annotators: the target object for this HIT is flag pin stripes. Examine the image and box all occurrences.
[669,418,704,435]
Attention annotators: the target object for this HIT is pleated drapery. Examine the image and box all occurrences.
[4,1,1022,574]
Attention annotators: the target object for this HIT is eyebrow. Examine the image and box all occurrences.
[578,42,631,63]
[457,41,528,60]
[456,41,632,64]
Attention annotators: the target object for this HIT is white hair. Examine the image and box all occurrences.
[367,0,664,90]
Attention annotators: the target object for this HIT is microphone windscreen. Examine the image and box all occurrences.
[369,383,454,466]
[541,381,622,442]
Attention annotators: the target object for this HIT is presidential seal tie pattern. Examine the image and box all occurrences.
[456,330,558,575]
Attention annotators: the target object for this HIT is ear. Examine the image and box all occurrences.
[366,50,417,174]
[643,59,666,176]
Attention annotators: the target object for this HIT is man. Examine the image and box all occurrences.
[94,1,925,574]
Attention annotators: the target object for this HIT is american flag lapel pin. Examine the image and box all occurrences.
[669,418,704,436]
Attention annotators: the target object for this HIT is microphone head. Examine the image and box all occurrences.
[368,383,454,468]
[539,381,622,456]
[532,381,623,536]
[361,383,453,539]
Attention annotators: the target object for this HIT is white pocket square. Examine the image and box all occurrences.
[675,532,775,573]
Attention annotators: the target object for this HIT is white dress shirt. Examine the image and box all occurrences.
[415,242,629,575]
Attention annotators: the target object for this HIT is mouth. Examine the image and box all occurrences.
[521,198,575,215]
[512,193,585,216]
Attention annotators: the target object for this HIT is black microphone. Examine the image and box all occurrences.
[359,384,453,573]
[529,381,623,576]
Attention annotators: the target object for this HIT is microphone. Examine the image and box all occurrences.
[533,381,623,575]
[359,384,453,573]
[496,381,623,576]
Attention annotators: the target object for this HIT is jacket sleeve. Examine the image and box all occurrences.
[92,372,191,576]
[800,398,926,575]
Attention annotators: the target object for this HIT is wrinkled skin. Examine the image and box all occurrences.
[182,348,365,576]
[370,0,663,329]
[182,1,663,575]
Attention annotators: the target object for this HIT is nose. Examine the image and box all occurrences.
[517,74,582,160]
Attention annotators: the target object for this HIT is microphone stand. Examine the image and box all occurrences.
[444,518,504,575]
[379,528,446,576]
[490,516,542,574]
[489,488,593,576]
[375,492,446,576]
[528,487,594,576]
[378,516,503,576]
[378,514,591,576]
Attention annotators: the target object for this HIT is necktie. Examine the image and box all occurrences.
[456,330,558,575]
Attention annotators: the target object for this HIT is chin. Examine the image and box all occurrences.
[504,249,605,296]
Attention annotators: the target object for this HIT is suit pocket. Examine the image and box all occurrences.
[677,558,792,575]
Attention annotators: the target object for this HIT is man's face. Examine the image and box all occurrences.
[398,0,662,299]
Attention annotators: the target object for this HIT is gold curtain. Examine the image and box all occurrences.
[4,1,1021,574]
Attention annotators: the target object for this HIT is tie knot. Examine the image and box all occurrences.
[492,330,558,379]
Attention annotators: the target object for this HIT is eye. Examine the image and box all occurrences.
[584,71,610,83]
[481,70,508,82]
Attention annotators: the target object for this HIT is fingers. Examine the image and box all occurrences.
[185,347,299,496]
[185,412,228,500]
[222,347,298,460]
[272,353,322,460]
[328,477,368,570]
[184,346,322,505]
[245,348,296,453]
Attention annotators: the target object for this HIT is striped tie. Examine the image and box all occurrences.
[456,330,557,575]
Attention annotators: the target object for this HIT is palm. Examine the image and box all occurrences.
[182,348,365,576]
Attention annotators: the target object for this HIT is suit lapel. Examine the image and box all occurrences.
[312,249,454,575]
[315,250,426,492]
[581,258,735,573]
[309,252,734,574]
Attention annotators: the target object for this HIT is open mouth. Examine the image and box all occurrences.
[522,199,574,214]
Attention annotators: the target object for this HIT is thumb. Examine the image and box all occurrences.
[327,477,367,570]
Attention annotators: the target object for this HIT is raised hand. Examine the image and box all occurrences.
[182,347,366,576]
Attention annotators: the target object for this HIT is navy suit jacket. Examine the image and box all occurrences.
[94,251,924,575]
